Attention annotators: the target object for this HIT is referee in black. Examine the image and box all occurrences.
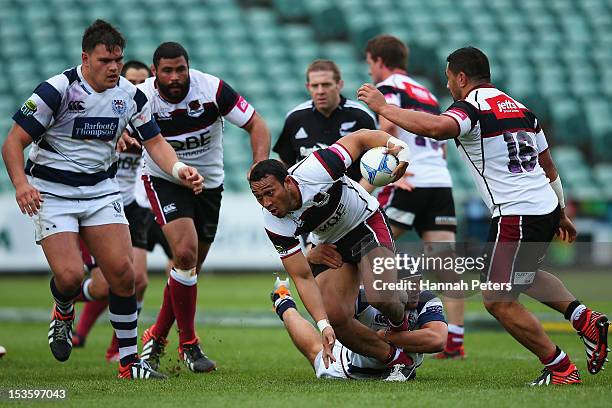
[273,59,377,182]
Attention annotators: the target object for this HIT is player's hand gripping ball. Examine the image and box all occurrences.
[360,147,399,187]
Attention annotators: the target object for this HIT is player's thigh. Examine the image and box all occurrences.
[40,231,84,290]
[80,223,134,286]
[414,188,456,238]
[377,186,419,234]
[193,186,223,245]
[315,263,360,324]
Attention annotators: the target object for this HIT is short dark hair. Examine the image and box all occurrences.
[446,47,491,82]
[153,42,189,67]
[249,160,288,184]
[365,35,408,71]
[82,19,125,53]
[121,60,152,76]
[306,59,342,83]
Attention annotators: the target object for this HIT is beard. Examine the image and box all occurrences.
[157,76,190,103]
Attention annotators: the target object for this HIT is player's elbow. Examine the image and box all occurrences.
[422,326,447,353]
[430,332,446,353]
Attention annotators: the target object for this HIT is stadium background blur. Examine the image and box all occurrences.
[0,0,610,404]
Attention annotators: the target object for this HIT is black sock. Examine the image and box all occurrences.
[564,300,582,320]
[50,278,78,316]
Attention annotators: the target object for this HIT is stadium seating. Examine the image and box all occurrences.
[0,0,610,202]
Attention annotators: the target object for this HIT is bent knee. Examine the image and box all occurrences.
[54,269,85,294]
[173,245,197,268]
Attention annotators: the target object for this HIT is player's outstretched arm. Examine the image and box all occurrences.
[243,112,271,169]
[143,134,204,194]
[377,321,447,353]
[282,252,336,368]
[358,84,457,140]
[1,123,43,216]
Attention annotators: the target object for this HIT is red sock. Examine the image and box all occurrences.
[107,333,119,354]
[446,324,464,352]
[75,299,108,338]
[169,275,198,345]
[541,346,571,372]
[152,281,176,339]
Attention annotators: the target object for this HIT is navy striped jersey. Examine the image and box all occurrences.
[263,143,379,259]
[12,65,159,199]
[139,70,255,189]
[442,85,556,217]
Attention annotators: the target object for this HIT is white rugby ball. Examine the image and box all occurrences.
[0,345,6,358]
[360,147,398,187]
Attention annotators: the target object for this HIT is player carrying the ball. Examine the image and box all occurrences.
[250,129,422,381]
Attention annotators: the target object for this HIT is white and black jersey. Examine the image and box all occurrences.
[13,65,159,199]
[442,85,557,217]
[273,96,377,182]
[377,74,452,188]
[115,145,143,205]
[263,143,379,259]
[139,69,255,189]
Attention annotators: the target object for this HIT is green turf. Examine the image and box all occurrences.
[0,275,610,407]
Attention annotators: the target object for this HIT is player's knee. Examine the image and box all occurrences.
[54,268,84,294]
[109,258,135,292]
[172,244,197,269]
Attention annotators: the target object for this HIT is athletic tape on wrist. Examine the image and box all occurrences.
[316,319,331,333]
[172,161,187,180]
[550,176,565,209]
[387,136,411,162]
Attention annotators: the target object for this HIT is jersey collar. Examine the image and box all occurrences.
[464,83,495,98]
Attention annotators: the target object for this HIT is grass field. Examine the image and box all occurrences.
[0,274,610,407]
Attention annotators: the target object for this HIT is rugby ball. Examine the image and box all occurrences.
[0,345,6,358]
[360,147,398,187]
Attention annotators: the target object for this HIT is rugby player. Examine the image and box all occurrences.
[1,20,204,379]
[72,61,173,362]
[137,42,271,373]
[250,129,420,381]
[362,35,466,359]
[358,46,609,385]
[271,277,447,380]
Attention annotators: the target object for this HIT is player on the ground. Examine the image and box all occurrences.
[362,35,466,359]
[273,59,377,182]
[138,42,271,373]
[250,129,421,381]
[271,276,447,380]
[358,46,609,385]
[1,20,204,380]
[72,61,172,362]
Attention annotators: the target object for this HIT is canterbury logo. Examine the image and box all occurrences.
[67,100,85,112]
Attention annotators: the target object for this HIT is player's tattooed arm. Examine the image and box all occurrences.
[2,123,44,216]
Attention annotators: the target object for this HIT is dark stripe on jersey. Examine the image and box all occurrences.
[447,100,479,130]
[295,180,343,236]
[136,119,160,140]
[377,85,440,115]
[155,103,220,137]
[12,111,46,141]
[265,229,300,253]
[63,68,79,84]
[479,113,537,138]
[37,139,59,154]
[34,82,62,115]
[133,88,148,113]
[216,80,240,116]
[474,90,501,215]
[25,160,118,187]
[355,288,369,315]
[313,148,346,180]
